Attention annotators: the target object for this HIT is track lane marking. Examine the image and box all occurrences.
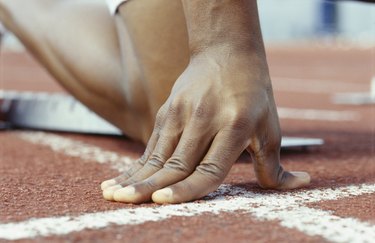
[17,131,135,173]
[278,107,360,121]
[8,131,373,243]
[273,77,368,94]
[0,184,374,242]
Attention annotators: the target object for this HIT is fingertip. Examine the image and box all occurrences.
[291,171,311,185]
[285,171,311,189]
[101,179,117,190]
[152,188,173,204]
[103,185,122,201]
[113,186,137,203]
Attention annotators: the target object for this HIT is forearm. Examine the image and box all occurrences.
[180,0,266,57]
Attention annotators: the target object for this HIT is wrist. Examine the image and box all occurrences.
[190,45,269,73]
[181,0,265,56]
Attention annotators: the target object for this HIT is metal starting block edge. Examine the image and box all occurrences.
[0,90,324,150]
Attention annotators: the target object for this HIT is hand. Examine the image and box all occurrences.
[101,50,310,204]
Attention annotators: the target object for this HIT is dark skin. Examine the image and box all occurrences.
[0,0,310,204]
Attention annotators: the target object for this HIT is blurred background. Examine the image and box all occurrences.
[0,1,373,159]
[2,0,374,50]
[258,0,374,46]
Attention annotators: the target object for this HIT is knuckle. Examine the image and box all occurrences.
[257,177,279,189]
[138,152,149,164]
[158,128,180,140]
[155,109,166,129]
[181,138,196,151]
[168,97,185,117]
[121,171,132,178]
[135,158,146,168]
[252,127,281,155]
[124,177,138,185]
[196,161,225,183]
[115,171,132,182]
[228,115,251,131]
[164,157,192,174]
[147,153,166,169]
[257,166,283,189]
[143,178,159,190]
[192,101,211,120]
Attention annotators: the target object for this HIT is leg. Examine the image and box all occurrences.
[0,0,190,143]
[0,0,134,131]
[114,0,190,141]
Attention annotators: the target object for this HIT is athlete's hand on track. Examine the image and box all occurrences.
[101,50,310,204]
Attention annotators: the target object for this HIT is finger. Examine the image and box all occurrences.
[113,117,183,202]
[112,133,179,202]
[101,124,163,202]
[113,124,214,203]
[100,159,144,191]
[248,116,310,190]
[101,104,170,192]
[101,128,159,191]
[251,146,310,189]
[152,129,246,204]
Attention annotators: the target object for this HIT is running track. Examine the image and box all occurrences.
[0,44,374,242]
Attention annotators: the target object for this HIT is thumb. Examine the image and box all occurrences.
[247,106,310,189]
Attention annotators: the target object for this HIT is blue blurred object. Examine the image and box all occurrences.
[319,0,338,35]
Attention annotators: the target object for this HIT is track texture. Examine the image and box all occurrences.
[0,45,374,243]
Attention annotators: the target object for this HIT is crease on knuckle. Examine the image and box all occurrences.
[257,166,283,189]
[124,177,138,185]
[251,129,281,157]
[115,171,132,182]
[147,154,165,169]
[196,162,224,183]
[164,157,192,174]
[137,155,148,166]
[175,180,195,199]
[143,178,159,190]
[122,171,132,178]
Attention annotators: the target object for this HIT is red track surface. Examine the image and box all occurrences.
[0,44,374,243]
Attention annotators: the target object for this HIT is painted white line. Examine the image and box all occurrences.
[272,77,368,94]
[13,131,374,242]
[0,184,374,242]
[278,107,360,121]
[17,131,136,172]
[256,206,375,243]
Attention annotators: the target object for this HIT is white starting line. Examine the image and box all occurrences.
[0,184,374,242]
[0,131,373,243]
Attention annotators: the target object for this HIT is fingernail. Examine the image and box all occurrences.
[152,188,173,203]
[292,171,311,182]
[103,185,122,201]
[113,186,136,202]
[101,179,116,190]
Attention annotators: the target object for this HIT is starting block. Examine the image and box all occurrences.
[0,90,324,150]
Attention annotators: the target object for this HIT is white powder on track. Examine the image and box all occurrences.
[0,184,374,242]
[1,131,372,243]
